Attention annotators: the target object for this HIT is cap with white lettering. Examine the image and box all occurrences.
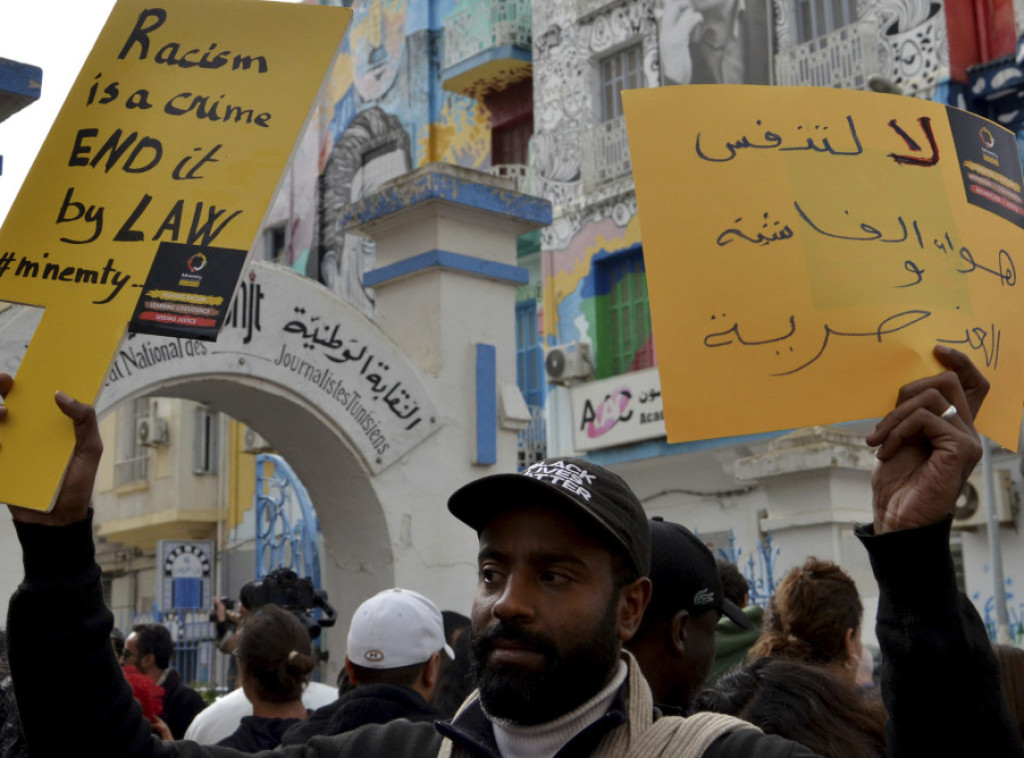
[448,457,651,576]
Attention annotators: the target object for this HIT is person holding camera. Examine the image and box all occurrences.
[186,575,340,744]
[216,604,318,752]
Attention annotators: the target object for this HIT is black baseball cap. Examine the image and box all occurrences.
[647,517,752,629]
[448,457,651,576]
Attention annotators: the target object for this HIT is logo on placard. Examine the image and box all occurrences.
[187,253,208,273]
[179,253,207,288]
[979,126,1000,167]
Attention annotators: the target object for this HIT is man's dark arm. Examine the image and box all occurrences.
[859,519,1021,756]
[863,347,1022,756]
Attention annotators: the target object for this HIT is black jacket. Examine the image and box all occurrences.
[218,715,305,753]
[280,683,440,745]
[160,668,207,740]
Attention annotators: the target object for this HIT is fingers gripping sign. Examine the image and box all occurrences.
[866,345,988,534]
[2,373,101,526]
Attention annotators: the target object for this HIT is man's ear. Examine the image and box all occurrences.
[422,651,442,690]
[617,576,653,641]
[344,655,359,686]
[669,609,691,656]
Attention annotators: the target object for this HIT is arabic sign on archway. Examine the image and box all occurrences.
[99,262,440,472]
[625,85,1024,450]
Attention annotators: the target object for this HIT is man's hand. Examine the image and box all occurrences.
[866,345,988,534]
[2,373,102,525]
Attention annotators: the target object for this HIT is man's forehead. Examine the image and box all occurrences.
[477,505,618,558]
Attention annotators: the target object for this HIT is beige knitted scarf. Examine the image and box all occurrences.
[439,653,759,758]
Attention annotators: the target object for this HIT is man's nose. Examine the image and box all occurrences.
[492,573,536,623]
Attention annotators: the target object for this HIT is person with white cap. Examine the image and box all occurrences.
[278,588,449,745]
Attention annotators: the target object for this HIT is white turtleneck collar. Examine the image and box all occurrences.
[485,659,628,758]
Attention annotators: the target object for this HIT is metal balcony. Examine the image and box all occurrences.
[442,0,533,97]
[444,0,532,70]
[774,18,880,90]
[581,115,632,194]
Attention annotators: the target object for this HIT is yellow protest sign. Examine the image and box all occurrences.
[0,0,351,510]
[623,85,1024,450]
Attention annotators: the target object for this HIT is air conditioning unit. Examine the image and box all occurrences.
[545,342,594,385]
[135,414,169,447]
[243,427,272,454]
[953,468,1017,529]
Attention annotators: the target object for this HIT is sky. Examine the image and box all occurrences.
[0,0,303,228]
[0,1,118,226]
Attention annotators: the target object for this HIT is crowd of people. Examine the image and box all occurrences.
[2,346,1024,756]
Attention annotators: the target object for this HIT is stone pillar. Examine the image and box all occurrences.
[342,163,551,610]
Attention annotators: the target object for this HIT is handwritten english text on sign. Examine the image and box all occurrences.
[0,0,352,510]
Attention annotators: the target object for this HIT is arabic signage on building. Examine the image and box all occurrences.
[571,367,665,452]
[625,85,1024,450]
[100,262,439,473]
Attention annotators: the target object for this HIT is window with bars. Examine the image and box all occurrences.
[193,406,219,475]
[114,398,150,487]
[599,44,643,122]
[795,0,857,42]
[595,246,655,378]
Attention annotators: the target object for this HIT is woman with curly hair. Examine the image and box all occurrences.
[217,604,317,752]
[749,557,865,680]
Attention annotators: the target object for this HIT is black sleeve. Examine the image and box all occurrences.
[857,517,1024,757]
[705,728,820,757]
[3,514,333,758]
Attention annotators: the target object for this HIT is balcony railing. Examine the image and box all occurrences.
[444,0,532,71]
[774,18,880,90]
[581,115,632,194]
[517,405,547,471]
[114,454,149,487]
[489,163,536,195]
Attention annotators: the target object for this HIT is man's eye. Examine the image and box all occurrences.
[479,568,503,584]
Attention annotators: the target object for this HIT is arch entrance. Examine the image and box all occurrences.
[0,261,443,668]
[0,163,549,676]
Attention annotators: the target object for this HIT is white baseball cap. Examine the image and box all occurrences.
[346,588,455,669]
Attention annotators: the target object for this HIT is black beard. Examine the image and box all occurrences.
[469,600,621,725]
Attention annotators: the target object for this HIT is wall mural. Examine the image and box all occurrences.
[310,0,490,312]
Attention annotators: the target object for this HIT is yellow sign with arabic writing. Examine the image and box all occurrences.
[0,0,351,510]
[623,85,1024,450]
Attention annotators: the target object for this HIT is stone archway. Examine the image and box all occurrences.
[0,261,444,669]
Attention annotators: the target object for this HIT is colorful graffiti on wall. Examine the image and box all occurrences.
[311,0,493,313]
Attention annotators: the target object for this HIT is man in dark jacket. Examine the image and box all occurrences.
[626,518,753,713]
[280,588,447,745]
[123,623,206,739]
[5,346,1023,756]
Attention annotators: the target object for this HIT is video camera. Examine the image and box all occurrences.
[224,568,338,640]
